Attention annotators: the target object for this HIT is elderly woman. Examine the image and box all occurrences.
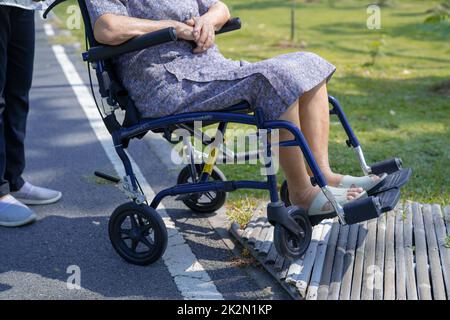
[86,0,384,216]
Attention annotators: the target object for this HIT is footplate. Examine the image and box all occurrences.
[368,168,412,195]
[343,188,401,225]
[370,157,403,175]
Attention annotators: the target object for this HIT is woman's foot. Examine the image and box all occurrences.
[289,185,365,214]
[325,172,386,191]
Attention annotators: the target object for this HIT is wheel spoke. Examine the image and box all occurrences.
[139,236,154,249]
[120,228,131,240]
[140,223,153,233]
[203,192,216,201]
[137,215,145,227]
[129,214,138,229]
[131,239,139,252]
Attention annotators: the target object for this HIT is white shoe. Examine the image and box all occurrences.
[11,182,62,205]
[0,195,37,227]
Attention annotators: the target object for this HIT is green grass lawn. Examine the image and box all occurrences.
[52,1,449,216]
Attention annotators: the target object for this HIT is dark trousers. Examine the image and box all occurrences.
[0,6,35,197]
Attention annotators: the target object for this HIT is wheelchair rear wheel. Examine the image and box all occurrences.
[177,164,227,214]
[109,202,167,266]
[273,206,312,260]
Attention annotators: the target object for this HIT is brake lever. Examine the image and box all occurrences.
[43,0,68,19]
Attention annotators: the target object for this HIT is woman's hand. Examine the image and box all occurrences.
[186,16,216,54]
[172,21,196,41]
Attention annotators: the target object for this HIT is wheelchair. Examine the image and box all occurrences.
[44,0,411,265]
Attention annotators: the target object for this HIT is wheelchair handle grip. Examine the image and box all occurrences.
[83,27,178,62]
[43,0,67,19]
[216,18,242,35]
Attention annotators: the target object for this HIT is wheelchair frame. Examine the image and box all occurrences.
[44,0,411,264]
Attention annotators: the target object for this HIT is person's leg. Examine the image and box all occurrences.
[3,7,35,192]
[0,7,36,227]
[0,5,11,198]
[4,8,61,206]
[278,98,363,210]
[297,81,380,186]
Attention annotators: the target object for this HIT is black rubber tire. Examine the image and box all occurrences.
[109,202,167,266]
[273,206,312,260]
[280,180,291,207]
[177,164,227,214]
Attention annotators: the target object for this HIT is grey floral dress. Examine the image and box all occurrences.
[86,0,336,120]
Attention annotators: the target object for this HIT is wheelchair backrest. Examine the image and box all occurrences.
[76,0,141,126]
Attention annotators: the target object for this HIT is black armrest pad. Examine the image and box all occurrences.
[216,18,242,35]
[83,27,177,62]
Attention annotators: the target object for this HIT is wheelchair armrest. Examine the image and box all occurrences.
[216,18,242,35]
[82,18,241,63]
[82,27,178,62]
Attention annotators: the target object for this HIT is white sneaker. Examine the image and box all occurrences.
[11,182,62,205]
[0,195,37,227]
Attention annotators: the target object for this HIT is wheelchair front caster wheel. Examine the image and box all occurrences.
[177,164,227,214]
[273,206,312,260]
[109,202,168,266]
[280,180,291,207]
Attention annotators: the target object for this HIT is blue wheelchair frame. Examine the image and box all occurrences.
[111,92,362,225]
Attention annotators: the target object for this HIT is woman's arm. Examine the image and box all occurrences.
[93,15,195,46]
[186,1,231,53]
[199,1,231,32]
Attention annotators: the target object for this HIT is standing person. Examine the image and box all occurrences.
[0,0,62,227]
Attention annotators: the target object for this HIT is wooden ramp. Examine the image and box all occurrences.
[230,201,450,300]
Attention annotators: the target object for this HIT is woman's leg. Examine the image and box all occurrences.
[278,98,363,209]
[297,81,380,186]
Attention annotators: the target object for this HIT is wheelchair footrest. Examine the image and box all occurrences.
[368,168,412,195]
[370,157,403,175]
[344,188,401,225]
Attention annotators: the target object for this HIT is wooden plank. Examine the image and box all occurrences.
[384,211,396,300]
[286,258,304,286]
[279,259,291,280]
[432,204,450,297]
[362,217,377,300]
[317,220,340,300]
[351,221,368,300]
[444,206,450,236]
[422,204,446,300]
[296,223,325,297]
[274,254,285,272]
[412,202,432,300]
[229,222,303,301]
[328,224,350,300]
[254,223,270,252]
[403,202,418,300]
[247,216,266,245]
[339,223,360,300]
[264,243,278,264]
[241,215,259,240]
[230,221,244,238]
[306,219,333,300]
[259,226,274,255]
[395,206,406,300]
[374,214,386,300]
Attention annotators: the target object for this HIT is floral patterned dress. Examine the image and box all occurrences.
[86,0,336,120]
